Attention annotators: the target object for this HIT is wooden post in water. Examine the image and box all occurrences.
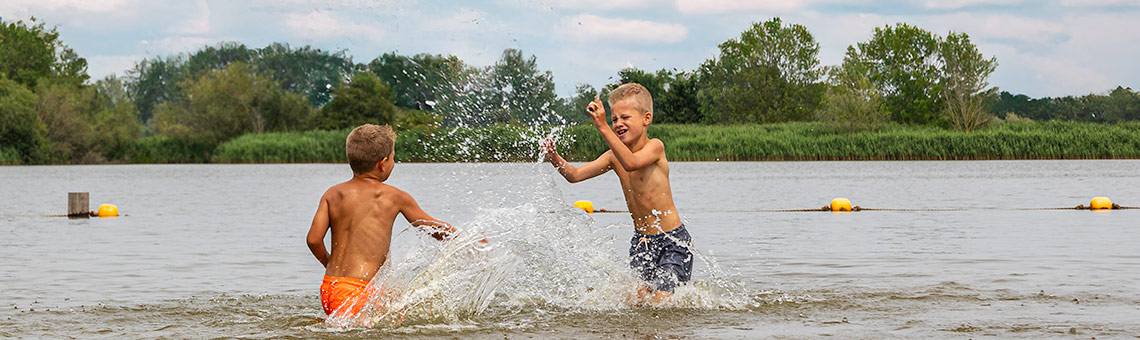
[68,192,90,217]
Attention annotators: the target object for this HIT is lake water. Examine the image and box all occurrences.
[2,161,1139,339]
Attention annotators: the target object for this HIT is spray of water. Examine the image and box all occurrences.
[313,164,751,331]
[306,51,751,331]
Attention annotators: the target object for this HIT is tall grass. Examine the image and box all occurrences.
[212,125,550,163]
[200,121,1140,163]
[561,121,1140,161]
[212,129,351,163]
[124,136,215,163]
[0,147,22,165]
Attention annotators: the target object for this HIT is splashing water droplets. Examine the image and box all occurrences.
[320,164,750,330]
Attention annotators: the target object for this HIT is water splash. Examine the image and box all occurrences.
[320,165,751,330]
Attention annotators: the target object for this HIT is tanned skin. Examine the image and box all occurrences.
[543,98,682,235]
[542,98,683,304]
[306,150,455,282]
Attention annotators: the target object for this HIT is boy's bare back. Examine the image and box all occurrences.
[313,179,401,281]
[306,124,452,285]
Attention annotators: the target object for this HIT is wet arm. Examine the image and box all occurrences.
[305,197,331,267]
[547,150,612,183]
[398,191,455,241]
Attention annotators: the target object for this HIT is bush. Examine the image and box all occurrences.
[0,76,49,164]
[124,136,214,163]
[212,129,349,163]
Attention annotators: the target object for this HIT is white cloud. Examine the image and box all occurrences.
[423,8,487,34]
[543,0,655,10]
[1061,0,1140,6]
[675,0,812,14]
[174,0,212,35]
[85,54,143,79]
[283,10,384,42]
[141,36,219,55]
[923,0,1023,10]
[3,0,131,13]
[560,14,688,44]
[987,45,1114,96]
[921,13,1064,45]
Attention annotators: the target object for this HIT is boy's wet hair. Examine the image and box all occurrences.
[346,124,396,174]
[608,83,653,115]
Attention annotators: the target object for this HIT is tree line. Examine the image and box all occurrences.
[2,17,1137,164]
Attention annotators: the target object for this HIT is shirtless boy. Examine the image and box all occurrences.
[542,83,693,304]
[306,124,455,319]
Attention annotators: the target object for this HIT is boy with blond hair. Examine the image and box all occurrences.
[307,124,456,319]
[542,83,693,304]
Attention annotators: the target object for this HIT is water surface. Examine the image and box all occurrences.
[2,161,1138,338]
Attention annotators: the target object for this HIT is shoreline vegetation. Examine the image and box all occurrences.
[5,18,1140,166]
[97,121,1140,164]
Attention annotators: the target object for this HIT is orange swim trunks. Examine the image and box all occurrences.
[320,275,378,318]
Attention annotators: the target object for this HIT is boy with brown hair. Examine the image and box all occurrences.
[306,123,456,319]
[542,83,693,304]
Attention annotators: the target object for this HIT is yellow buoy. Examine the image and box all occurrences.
[573,200,594,214]
[97,204,119,218]
[1090,197,1112,210]
[830,198,852,212]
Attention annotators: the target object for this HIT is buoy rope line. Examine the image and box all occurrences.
[38,212,131,218]
[592,206,1140,213]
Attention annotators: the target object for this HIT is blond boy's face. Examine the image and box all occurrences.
[610,99,651,145]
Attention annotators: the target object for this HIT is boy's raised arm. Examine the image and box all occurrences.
[585,100,662,172]
[306,195,331,267]
[397,190,455,241]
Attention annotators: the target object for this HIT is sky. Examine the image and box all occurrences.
[2,0,1138,98]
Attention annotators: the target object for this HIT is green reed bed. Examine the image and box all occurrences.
[0,147,22,165]
[124,136,216,163]
[561,121,1140,161]
[211,125,550,163]
[204,121,1140,163]
[212,129,352,163]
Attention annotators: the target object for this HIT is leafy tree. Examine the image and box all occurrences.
[482,49,561,125]
[560,83,598,125]
[127,56,187,125]
[154,62,312,144]
[656,71,702,124]
[369,52,466,111]
[817,64,889,132]
[393,108,442,133]
[34,79,97,162]
[844,23,942,124]
[697,17,822,123]
[607,68,701,124]
[0,18,88,88]
[256,43,356,107]
[1090,86,1140,123]
[314,71,397,129]
[0,76,49,164]
[940,32,997,131]
[184,42,255,79]
[91,76,143,159]
[615,68,670,101]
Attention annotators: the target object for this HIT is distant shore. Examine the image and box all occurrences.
[7,121,1140,165]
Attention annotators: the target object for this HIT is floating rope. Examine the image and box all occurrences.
[593,205,1140,213]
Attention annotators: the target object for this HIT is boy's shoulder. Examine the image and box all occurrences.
[646,138,667,156]
[323,179,404,199]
